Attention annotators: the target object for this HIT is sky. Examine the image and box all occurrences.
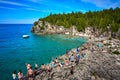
[0,0,120,24]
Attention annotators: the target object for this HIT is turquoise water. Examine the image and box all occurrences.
[0,24,87,80]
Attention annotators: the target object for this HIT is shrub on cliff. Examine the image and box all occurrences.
[112,51,120,55]
[34,21,38,26]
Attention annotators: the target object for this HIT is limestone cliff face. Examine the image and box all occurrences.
[31,21,78,35]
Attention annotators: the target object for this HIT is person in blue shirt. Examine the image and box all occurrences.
[76,46,79,54]
[77,53,80,60]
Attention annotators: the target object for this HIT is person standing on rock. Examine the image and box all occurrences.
[75,55,79,65]
[26,63,31,70]
[35,63,38,69]
[76,46,79,54]
[70,54,75,65]
[12,70,17,80]
[18,70,23,80]
[27,67,34,80]
[77,53,80,61]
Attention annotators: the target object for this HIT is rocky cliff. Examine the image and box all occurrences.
[31,21,78,35]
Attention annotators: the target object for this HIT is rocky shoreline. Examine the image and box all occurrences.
[29,21,120,80]
[22,34,120,80]
[37,37,120,80]
[31,21,120,39]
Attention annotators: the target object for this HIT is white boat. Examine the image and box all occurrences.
[22,35,29,38]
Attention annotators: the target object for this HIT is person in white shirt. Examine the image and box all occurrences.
[70,54,75,62]
[12,70,17,80]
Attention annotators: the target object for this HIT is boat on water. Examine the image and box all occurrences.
[22,35,29,38]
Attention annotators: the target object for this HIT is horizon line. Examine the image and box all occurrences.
[0,23,33,24]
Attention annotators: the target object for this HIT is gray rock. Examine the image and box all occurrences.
[29,38,120,80]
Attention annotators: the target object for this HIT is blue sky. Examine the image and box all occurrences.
[0,0,120,24]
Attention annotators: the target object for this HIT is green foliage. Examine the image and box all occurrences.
[109,37,112,40]
[112,51,120,55]
[34,21,38,26]
[38,24,45,30]
[39,7,120,32]
[40,26,45,30]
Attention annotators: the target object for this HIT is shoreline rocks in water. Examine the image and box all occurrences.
[31,20,120,39]
[21,35,120,80]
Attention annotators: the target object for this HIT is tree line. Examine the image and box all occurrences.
[36,7,120,32]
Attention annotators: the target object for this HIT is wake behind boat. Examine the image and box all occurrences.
[22,35,29,38]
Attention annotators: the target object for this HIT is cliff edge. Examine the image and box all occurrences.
[31,21,78,35]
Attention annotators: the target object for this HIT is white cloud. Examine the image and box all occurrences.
[24,7,52,12]
[28,0,44,3]
[81,0,120,8]
[24,8,41,11]
[0,6,16,10]
[0,0,29,7]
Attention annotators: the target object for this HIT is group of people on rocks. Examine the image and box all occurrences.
[12,63,38,80]
[12,46,86,80]
[65,47,85,66]
[12,70,23,80]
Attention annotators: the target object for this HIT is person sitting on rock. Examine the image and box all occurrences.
[70,54,75,65]
[50,60,55,68]
[64,58,69,66]
[58,62,63,67]
[56,64,61,72]
[41,64,46,72]
[46,64,51,72]
[55,58,58,64]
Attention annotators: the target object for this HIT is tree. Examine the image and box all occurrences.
[37,7,120,32]
[34,21,38,26]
